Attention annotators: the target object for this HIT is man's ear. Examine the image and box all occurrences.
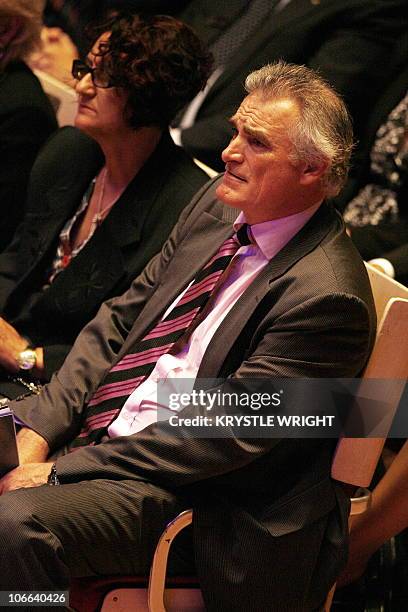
[299,159,329,186]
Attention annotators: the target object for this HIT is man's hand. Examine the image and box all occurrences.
[0,317,27,372]
[0,463,53,495]
[17,428,50,464]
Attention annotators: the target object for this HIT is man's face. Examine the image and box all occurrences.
[216,92,314,223]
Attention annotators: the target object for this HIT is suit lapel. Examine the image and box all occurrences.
[197,204,338,377]
[106,132,177,248]
[37,184,87,257]
[161,201,238,297]
[118,200,337,373]
[15,166,100,290]
[117,202,239,356]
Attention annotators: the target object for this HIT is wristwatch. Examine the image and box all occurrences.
[17,348,37,371]
[47,463,60,486]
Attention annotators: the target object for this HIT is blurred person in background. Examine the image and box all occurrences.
[42,0,190,54]
[172,0,408,171]
[30,1,191,82]
[29,0,408,177]
[0,12,211,400]
[0,0,57,251]
[336,35,408,286]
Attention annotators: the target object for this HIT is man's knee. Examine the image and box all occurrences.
[0,491,31,543]
[0,489,69,590]
[0,488,55,553]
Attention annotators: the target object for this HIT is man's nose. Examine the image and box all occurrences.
[221,136,244,164]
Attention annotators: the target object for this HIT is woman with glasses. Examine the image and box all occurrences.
[0,12,211,400]
[0,0,57,251]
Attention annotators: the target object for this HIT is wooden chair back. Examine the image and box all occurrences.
[331,264,408,487]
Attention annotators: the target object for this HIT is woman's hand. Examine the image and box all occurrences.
[0,317,28,372]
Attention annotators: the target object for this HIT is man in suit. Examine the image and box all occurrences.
[173,0,408,171]
[0,62,376,611]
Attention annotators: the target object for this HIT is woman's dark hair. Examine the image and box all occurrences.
[88,13,213,129]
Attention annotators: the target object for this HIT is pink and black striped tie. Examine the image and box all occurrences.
[70,226,251,448]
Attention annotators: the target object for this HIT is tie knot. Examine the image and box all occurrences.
[236,223,252,246]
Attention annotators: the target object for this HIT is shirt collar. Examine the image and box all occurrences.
[233,202,322,260]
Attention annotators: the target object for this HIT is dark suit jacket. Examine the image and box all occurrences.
[13,177,376,610]
[177,0,407,170]
[0,126,207,382]
[0,61,57,251]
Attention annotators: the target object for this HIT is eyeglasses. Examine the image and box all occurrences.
[71,59,113,88]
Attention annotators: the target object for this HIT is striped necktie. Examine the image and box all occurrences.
[70,228,250,449]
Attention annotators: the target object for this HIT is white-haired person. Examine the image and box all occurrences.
[0,61,376,611]
[0,0,57,251]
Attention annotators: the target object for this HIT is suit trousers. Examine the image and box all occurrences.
[0,478,193,591]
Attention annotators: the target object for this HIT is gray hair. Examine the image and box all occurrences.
[245,61,354,196]
[0,0,45,67]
